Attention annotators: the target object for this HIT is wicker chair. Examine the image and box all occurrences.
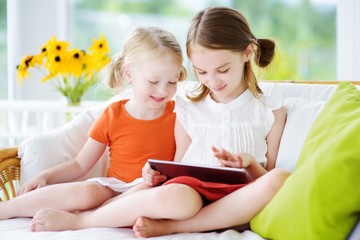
[0,147,20,202]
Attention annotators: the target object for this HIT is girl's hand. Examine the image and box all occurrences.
[212,146,254,169]
[18,175,47,195]
[142,162,167,187]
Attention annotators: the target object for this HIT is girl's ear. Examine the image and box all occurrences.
[244,44,254,62]
[122,64,132,83]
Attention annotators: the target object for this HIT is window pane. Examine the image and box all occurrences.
[0,0,7,99]
[71,0,336,84]
[238,0,337,80]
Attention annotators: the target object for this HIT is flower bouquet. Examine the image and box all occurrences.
[16,35,111,105]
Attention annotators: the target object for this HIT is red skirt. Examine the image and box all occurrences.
[163,176,251,203]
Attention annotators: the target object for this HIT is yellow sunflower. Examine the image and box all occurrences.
[46,36,70,55]
[17,55,36,83]
[43,52,68,77]
[89,34,110,56]
[66,49,86,77]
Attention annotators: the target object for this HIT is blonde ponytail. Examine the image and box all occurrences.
[101,54,127,91]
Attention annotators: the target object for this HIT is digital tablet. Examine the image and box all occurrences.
[148,159,251,184]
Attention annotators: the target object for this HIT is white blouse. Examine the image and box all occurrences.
[175,89,283,167]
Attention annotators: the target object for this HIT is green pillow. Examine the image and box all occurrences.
[250,82,360,240]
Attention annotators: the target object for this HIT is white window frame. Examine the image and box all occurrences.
[337,0,360,80]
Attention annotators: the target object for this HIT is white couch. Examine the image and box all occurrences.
[1,81,359,240]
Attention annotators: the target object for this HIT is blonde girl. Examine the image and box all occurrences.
[0,27,186,225]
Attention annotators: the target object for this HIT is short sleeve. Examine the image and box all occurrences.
[259,89,284,137]
[88,106,111,144]
[174,96,188,131]
[262,88,284,110]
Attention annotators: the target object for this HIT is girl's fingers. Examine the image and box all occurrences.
[220,148,237,161]
[143,169,167,186]
[211,146,220,153]
[213,152,225,159]
[219,155,244,168]
[213,147,236,162]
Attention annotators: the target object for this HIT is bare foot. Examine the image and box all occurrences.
[133,217,174,238]
[30,209,82,232]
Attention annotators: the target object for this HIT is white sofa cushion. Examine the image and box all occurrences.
[18,103,108,184]
[275,98,325,172]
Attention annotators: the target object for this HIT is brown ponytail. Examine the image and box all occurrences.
[254,38,276,68]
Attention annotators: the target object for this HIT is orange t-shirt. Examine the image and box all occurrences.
[88,100,176,183]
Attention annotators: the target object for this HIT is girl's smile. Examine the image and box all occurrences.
[211,82,227,92]
[151,96,167,103]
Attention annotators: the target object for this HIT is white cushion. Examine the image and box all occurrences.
[18,104,108,184]
[260,82,337,101]
[275,97,325,172]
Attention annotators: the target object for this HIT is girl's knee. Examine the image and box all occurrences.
[155,184,203,219]
[263,168,290,193]
[73,182,114,208]
[272,168,290,182]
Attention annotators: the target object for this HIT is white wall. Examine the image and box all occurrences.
[7,0,69,100]
[337,0,360,81]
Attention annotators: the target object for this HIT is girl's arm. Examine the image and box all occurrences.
[246,106,286,178]
[19,137,106,194]
[264,106,287,170]
[173,118,191,162]
[214,107,287,180]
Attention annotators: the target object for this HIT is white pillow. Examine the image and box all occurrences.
[275,97,325,172]
[18,103,109,184]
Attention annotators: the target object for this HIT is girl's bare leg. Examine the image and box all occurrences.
[29,182,150,231]
[133,168,290,238]
[0,181,116,220]
[30,183,203,232]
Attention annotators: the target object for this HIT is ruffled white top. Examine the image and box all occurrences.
[175,88,283,168]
